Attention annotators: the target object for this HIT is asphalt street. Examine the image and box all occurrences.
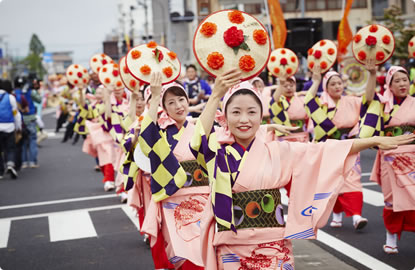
[0,111,414,270]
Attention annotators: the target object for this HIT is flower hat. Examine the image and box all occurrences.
[409,36,415,58]
[193,9,271,81]
[89,53,114,74]
[98,63,124,90]
[125,41,181,85]
[119,56,142,92]
[352,24,395,66]
[66,64,90,88]
[307,39,338,73]
[267,48,298,78]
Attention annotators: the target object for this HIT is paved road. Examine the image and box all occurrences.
[0,111,414,270]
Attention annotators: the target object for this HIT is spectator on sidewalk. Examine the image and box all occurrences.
[183,64,211,117]
[14,77,42,168]
[0,79,21,179]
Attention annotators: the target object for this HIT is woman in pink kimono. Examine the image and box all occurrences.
[304,68,368,230]
[75,85,118,192]
[359,65,415,254]
[138,72,210,269]
[269,76,310,143]
[190,68,414,270]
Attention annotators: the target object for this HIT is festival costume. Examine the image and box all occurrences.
[359,66,415,240]
[304,72,364,221]
[138,83,208,269]
[189,82,358,269]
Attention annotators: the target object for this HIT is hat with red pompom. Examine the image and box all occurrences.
[66,64,90,88]
[267,48,298,78]
[89,53,114,74]
[307,39,337,73]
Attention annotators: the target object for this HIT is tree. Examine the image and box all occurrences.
[382,5,415,62]
[24,34,46,78]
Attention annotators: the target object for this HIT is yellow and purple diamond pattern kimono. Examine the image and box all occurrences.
[138,113,209,268]
[190,119,358,269]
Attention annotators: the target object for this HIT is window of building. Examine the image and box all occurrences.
[282,0,367,12]
[372,0,388,17]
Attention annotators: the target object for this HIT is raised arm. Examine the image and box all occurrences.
[148,72,162,124]
[78,87,85,107]
[103,87,112,119]
[349,134,415,155]
[363,59,377,102]
[198,69,241,135]
[128,91,138,122]
[307,66,322,98]
[272,78,285,102]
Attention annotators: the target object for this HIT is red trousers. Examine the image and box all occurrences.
[383,208,415,239]
[100,164,114,183]
[333,192,363,216]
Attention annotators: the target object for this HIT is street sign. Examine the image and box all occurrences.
[42,52,53,63]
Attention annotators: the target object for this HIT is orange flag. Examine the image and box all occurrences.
[267,0,286,49]
[337,0,354,57]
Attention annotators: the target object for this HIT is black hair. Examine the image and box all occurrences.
[14,76,27,88]
[224,89,263,116]
[0,80,13,93]
[186,64,197,71]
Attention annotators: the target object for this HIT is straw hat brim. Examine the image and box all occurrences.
[119,56,141,92]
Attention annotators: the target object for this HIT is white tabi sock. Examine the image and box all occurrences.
[352,214,362,224]
[386,231,398,247]
[332,212,342,222]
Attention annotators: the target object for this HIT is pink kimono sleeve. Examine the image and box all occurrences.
[282,140,358,239]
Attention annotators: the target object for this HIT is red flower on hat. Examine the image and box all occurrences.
[101,54,106,58]
[354,34,362,43]
[369,25,378,33]
[74,80,78,84]
[376,51,385,61]
[280,58,288,65]
[97,67,101,72]
[102,67,107,72]
[140,65,152,75]
[116,81,123,88]
[224,26,244,48]
[382,35,391,45]
[308,48,314,56]
[358,51,366,61]
[281,49,286,54]
[273,67,280,74]
[129,80,137,88]
[409,41,414,47]
[83,79,88,83]
[320,40,326,46]
[320,61,328,69]
[123,66,128,74]
[309,61,315,69]
[270,56,276,62]
[253,29,267,45]
[131,50,141,59]
[207,52,224,70]
[147,41,158,48]
[413,52,415,57]
[112,70,119,77]
[105,78,111,84]
[83,69,87,73]
[102,59,108,65]
[74,65,79,69]
[113,63,118,68]
[239,55,255,72]
[200,22,217,37]
[77,72,83,78]
[92,58,97,62]
[290,56,296,63]
[365,35,377,46]
[327,48,335,55]
[286,67,293,74]
[313,50,322,59]
[153,48,164,63]
[228,10,244,24]
[68,71,73,76]
[167,51,177,60]
[163,66,173,78]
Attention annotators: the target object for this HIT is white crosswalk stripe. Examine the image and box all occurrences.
[0,220,11,248]
[49,211,97,242]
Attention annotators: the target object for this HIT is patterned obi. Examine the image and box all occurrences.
[290,119,307,133]
[385,125,415,144]
[329,127,352,140]
[218,189,285,232]
[181,160,209,187]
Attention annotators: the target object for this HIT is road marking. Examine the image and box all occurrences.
[0,194,118,210]
[362,188,385,207]
[49,211,97,242]
[361,172,372,177]
[361,182,377,186]
[0,220,11,248]
[317,229,396,270]
[121,205,140,231]
[0,204,123,222]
